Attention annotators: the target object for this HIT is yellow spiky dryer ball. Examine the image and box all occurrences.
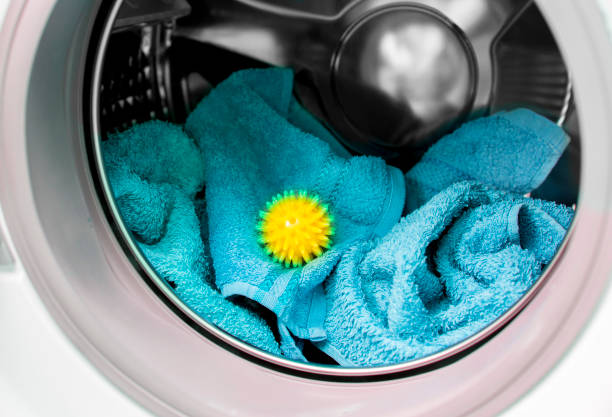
[257,190,334,268]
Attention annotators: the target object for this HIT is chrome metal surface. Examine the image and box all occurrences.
[100,0,191,132]
[114,0,191,31]
[179,0,530,150]
[331,5,477,146]
[489,1,573,123]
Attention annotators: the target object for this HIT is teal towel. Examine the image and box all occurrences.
[405,109,570,212]
[103,121,281,355]
[316,181,573,366]
[308,109,573,366]
[185,68,406,341]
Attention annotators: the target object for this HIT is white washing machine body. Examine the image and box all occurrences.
[2,0,612,416]
[3,253,612,416]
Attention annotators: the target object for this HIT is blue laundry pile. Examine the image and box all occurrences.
[316,182,572,366]
[104,68,573,367]
[103,121,281,355]
[184,68,405,341]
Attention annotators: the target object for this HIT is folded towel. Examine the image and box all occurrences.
[104,121,281,355]
[405,109,570,212]
[316,181,574,366]
[185,68,406,340]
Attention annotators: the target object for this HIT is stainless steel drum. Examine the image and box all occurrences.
[176,0,573,156]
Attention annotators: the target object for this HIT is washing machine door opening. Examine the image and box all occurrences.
[85,0,583,378]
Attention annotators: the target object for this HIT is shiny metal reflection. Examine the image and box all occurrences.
[178,0,530,151]
[332,5,477,146]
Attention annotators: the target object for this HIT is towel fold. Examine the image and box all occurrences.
[316,181,574,366]
[185,68,406,340]
[104,121,281,355]
[311,109,573,366]
[405,109,570,212]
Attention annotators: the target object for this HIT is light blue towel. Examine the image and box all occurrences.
[315,181,574,366]
[308,109,574,366]
[185,68,406,341]
[405,109,570,212]
[103,121,281,355]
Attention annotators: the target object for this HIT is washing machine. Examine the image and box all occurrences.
[2,0,612,416]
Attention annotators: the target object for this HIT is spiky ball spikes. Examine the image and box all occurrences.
[257,190,334,268]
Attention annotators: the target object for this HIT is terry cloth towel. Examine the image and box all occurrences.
[185,68,406,341]
[315,181,574,366]
[103,121,281,355]
[405,109,570,212]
